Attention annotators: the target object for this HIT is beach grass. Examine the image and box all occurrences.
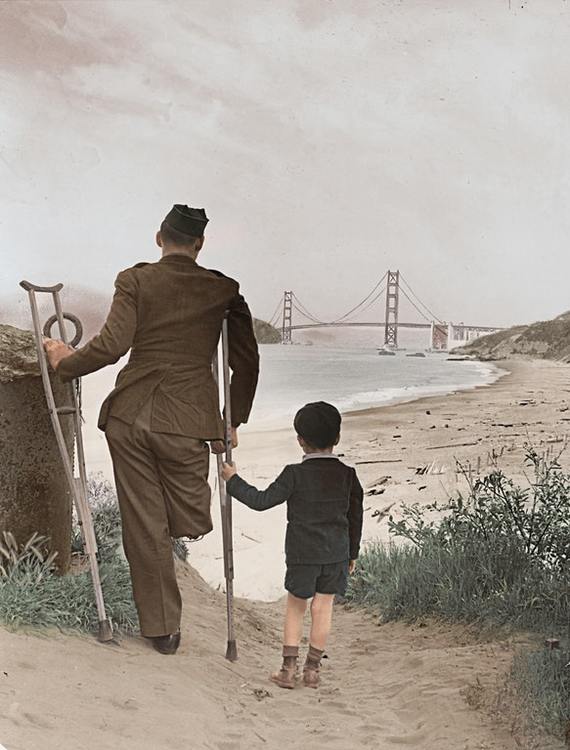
[347,447,570,740]
[0,477,138,634]
[511,645,570,741]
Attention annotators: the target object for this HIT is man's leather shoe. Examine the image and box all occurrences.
[147,631,181,655]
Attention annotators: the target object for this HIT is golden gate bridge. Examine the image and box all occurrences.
[265,270,502,350]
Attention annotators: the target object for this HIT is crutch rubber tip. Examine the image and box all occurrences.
[225,639,238,662]
[98,620,114,643]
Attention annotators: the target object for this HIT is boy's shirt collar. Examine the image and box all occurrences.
[302,453,338,461]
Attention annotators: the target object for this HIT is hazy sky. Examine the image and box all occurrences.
[1,0,569,330]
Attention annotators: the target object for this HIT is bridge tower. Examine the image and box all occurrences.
[384,270,400,348]
[281,291,293,344]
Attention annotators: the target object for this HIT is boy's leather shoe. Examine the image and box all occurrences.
[303,666,320,688]
[147,631,181,655]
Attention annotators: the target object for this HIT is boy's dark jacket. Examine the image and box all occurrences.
[57,255,259,438]
[227,456,364,564]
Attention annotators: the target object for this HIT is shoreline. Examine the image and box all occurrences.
[81,350,506,477]
[342,360,512,423]
[192,357,568,601]
[240,354,507,434]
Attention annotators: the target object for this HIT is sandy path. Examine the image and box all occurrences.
[0,563,520,750]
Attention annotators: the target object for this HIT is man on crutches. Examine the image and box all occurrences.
[44,204,259,655]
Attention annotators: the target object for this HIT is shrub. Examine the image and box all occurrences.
[348,447,570,635]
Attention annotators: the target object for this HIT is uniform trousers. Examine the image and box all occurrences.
[105,396,212,637]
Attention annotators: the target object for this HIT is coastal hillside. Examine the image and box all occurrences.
[252,318,281,344]
[455,310,570,362]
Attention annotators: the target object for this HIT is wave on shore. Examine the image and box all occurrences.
[247,349,507,431]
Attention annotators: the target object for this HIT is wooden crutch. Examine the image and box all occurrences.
[20,280,113,643]
[212,313,238,661]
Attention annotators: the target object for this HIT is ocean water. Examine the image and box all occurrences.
[81,344,503,479]
[245,345,503,429]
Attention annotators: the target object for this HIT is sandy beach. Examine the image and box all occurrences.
[192,358,569,601]
[1,358,568,750]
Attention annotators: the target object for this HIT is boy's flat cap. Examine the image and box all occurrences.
[294,401,341,450]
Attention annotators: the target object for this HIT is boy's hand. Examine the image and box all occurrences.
[221,462,237,482]
[348,560,356,575]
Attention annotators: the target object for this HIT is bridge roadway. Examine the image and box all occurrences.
[290,322,500,332]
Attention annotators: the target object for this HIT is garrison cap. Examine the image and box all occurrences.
[294,401,341,450]
[163,204,209,237]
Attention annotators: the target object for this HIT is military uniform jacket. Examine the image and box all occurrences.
[57,254,260,438]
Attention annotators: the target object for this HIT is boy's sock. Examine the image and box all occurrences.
[282,645,299,667]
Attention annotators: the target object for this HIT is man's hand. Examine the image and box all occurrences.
[44,338,75,371]
[210,427,239,455]
[221,461,238,482]
[348,560,357,575]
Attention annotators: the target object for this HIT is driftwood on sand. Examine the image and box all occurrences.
[0,324,74,572]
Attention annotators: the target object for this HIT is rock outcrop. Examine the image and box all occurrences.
[0,324,74,572]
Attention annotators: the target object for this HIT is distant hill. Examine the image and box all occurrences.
[1,286,281,345]
[455,311,570,362]
[252,318,281,344]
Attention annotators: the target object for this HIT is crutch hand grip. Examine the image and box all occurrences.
[20,280,64,293]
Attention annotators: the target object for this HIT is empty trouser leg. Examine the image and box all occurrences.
[105,407,182,638]
[149,430,212,539]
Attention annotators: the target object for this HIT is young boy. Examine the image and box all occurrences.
[221,401,364,689]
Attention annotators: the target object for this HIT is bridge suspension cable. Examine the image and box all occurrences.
[267,298,283,327]
[329,271,388,324]
[282,272,389,328]
[330,282,387,324]
[291,293,326,324]
[398,285,432,322]
[292,303,322,324]
[345,283,387,321]
[399,273,444,324]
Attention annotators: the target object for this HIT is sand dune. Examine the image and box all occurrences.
[1,562,522,750]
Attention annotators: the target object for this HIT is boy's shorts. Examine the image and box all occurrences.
[285,561,349,599]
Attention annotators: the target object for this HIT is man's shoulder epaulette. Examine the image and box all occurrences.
[206,267,238,286]
[207,267,228,279]
[119,262,151,276]
[116,262,151,285]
